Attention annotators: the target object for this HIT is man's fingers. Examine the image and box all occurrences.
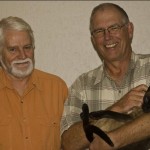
[133,84,148,92]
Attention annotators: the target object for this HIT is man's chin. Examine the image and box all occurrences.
[11,71,32,78]
[11,67,33,78]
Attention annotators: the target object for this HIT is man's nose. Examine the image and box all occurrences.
[104,29,111,40]
[18,49,26,59]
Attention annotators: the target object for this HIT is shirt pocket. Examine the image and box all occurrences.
[31,115,60,150]
[0,115,12,149]
[38,115,59,127]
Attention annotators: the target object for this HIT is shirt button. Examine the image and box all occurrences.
[23,118,26,122]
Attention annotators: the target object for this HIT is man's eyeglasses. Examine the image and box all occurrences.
[91,23,128,38]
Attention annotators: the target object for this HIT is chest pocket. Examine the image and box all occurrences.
[30,115,60,150]
[37,115,59,127]
[0,115,11,125]
[0,115,12,148]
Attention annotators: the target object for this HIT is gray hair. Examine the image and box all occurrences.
[0,16,35,55]
[89,3,129,33]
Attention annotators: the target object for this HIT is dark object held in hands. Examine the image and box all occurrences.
[80,103,114,146]
[142,86,150,112]
[80,85,150,149]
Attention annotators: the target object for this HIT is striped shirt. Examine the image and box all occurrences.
[61,52,150,133]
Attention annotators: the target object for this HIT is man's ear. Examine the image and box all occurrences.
[91,35,97,51]
[128,22,134,40]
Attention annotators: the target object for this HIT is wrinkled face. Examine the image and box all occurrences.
[1,30,35,79]
[91,7,133,62]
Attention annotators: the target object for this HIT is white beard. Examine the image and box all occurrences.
[1,58,34,78]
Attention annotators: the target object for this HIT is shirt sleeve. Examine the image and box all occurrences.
[60,76,85,135]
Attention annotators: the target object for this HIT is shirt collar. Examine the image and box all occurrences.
[94,51,137,85]
[94,65,105,85]
[0,68,42,91]
[30,69,42,90]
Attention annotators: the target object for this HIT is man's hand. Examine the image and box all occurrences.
[108,84,148,113]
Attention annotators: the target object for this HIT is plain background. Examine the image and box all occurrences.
[0,1,150,86]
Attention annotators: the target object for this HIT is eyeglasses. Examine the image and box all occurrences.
[91,23,128,38]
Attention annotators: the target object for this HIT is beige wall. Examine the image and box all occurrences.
[0,1,150,86]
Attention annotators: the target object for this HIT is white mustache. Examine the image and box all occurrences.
[12,58,32,65]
